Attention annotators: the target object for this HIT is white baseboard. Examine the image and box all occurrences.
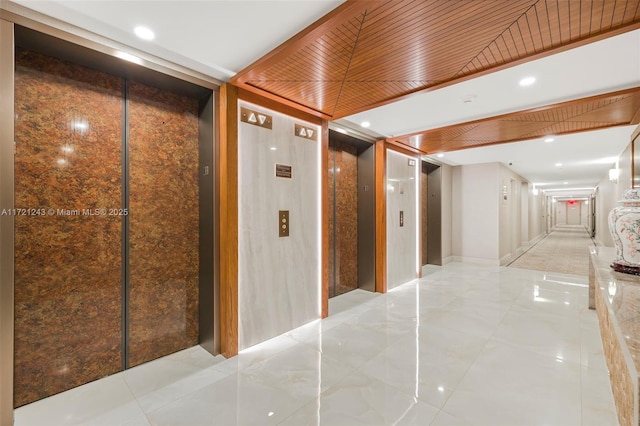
[500,254,514,266]
[528,233,545,246]
[452,256,501,266]
[421,264,442,276]
[441,256,454,265]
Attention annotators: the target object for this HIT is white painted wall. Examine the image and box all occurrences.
[556,201,567,225]
[566,201,581,225]
[499,164,530,263]
[441,163,453,264]
[596,143,632,247]
[549,197,556,230]
[451,162,542,265]
[528,184,546,245]
[521,182,529,244]
[386,149,418,289]
[580,200,589,225]
[237,102,320,350]
[452,162,500,263]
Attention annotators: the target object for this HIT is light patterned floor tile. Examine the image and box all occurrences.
[14,226,618,425]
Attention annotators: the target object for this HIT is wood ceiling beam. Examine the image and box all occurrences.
[390,86,640,154]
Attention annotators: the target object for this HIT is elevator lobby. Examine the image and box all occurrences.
[14,225,617,425]
[1,1,640,425]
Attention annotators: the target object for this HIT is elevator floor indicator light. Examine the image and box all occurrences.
[240,106,272,129]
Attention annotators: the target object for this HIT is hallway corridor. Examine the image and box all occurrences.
[15,260,618,425]
[508,225,594,276]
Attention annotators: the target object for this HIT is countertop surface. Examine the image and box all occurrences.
[591,246,640,374]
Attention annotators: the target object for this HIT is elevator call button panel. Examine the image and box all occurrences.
[279,210,290,237]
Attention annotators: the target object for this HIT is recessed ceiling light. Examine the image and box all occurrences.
[461,94,477,104]
[437,153,444,158]
[360,121,370,128]
[134,26,155,41]
[563,182,569,184]
[519,76,536,86]
[555,163,563,167]
[544,137,554,142]
[269,147,277,151]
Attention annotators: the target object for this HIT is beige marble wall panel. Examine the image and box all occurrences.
[238,102,320,350]
[386,149,418,289]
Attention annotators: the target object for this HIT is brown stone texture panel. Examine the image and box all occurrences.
[328,147,335,297]
[13,51,123,407]
[595,276,636,426]
[127,81,199,367]
[328,140,358,297]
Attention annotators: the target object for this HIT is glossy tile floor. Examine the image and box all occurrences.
[15,263,617,426]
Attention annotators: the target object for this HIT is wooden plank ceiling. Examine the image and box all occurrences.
[231,0,640,151]
[389,87,640,153]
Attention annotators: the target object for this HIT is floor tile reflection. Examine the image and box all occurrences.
[14,263,617,425]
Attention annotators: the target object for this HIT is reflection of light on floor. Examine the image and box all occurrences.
[239,319,321,354]
[388,279,419,292]
[534,284,573,304]
[543,274,588,288]
[415,284,419,400]
[533,285,550,303]
[395,283,420,425]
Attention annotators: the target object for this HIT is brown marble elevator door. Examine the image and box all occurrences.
[328,140,359,298]
[13,51,200,407]
[127,81,199,368]
[328,133,376,298]
[14,51,124,408]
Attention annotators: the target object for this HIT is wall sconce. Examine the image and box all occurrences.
[532,185,539,196]
[609,168,620,183]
